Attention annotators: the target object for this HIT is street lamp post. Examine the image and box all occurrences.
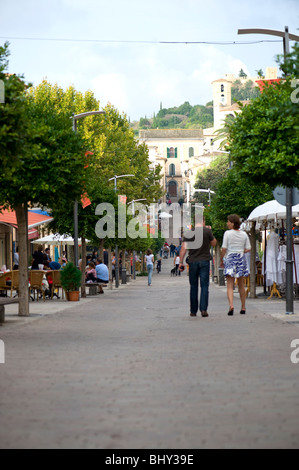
[238,26,299,315]
[128,198,147,280]
[72,110,105,268]
[193,188,215,205]
[108,174,134,287]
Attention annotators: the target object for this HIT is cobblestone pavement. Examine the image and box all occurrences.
[0,257,299,449]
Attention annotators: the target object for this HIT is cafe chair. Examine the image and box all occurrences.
[46,270,64,300]
[0,271,14,297]
[29,270,45,302]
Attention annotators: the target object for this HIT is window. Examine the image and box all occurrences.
[169,163,175,176]
[167,147,177,158]
[189,147,194,158]
[221,84,224,92]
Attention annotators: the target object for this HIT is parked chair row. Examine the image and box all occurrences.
[0,270,64,301]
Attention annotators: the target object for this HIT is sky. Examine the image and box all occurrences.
[0,0,298,121]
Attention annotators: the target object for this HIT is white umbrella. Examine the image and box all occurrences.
[247,200,299,222]
[31,234,90,245]
[159,212,173,218]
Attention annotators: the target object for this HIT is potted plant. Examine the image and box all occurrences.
[60,262,82,301]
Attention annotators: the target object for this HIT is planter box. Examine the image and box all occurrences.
[66,291,80,301]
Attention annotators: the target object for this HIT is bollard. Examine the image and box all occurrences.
[121,267,127,284]
[0,306,4,323]
[218,268,225,286]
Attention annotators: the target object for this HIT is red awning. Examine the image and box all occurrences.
[28,229,39,240]
[0,209,54,237]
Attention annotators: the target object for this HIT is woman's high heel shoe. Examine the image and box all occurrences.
[240,310,246,314]
[228,308,234,316]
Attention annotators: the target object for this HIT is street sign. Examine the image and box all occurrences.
[273,186,299,206]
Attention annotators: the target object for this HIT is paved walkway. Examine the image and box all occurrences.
[0,257,299,449]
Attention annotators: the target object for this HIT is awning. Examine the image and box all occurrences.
[0,208,54,235]
[28,229,39,240]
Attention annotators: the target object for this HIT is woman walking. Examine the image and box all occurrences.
[145,249,154,286]
[220,214,251,315]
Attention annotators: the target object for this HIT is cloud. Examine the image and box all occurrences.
[92,73,129,114]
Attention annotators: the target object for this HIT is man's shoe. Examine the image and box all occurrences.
[201,311,209,317]
[190,313,197,317]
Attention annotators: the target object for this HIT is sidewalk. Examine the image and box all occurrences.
[1,257,299,449]
[2,258,299,326]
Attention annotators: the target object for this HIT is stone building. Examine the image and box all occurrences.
[139,67,278,203]
[139,128,215,203]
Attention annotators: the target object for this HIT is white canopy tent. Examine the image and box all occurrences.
[31,234,90,245]
[247,200,299,224]
[247,200,299,291]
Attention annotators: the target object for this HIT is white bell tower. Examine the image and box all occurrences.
[212,78,232,128]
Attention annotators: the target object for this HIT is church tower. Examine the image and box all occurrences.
[212,78,232,128]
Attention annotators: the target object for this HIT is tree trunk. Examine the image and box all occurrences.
[250,221,257,299]
[99,239,104,261]
[68,246,74,264]
[81,236,87,298]
[15,203,29,316]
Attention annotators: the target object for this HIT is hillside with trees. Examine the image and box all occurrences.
[132,76,260,134]
[133,101,214,133]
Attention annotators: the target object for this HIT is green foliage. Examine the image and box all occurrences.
[227,78,299,189]
[276,42,299,77]
[0,43,33,198]
[226,44,299,190]
[39,85,163,249]
[0,41,10,73]
[238,69,247,78]
[193,155,230,206]
[207,166,273,241]
[0,75,86,210]
[60,262,82,291]
[255,69,264,78]
[137,101,213,130]
[193,154,273,242]
[231,79,260,102]
[212,114,235,149]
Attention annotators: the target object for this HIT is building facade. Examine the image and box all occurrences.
[139,128,218,203]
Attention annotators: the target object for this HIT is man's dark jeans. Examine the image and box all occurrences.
[188,260,210,314]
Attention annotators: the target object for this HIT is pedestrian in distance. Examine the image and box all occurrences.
[174,254,181,276]
[31,245,45,270]
[43,247,51,261]
[111,252,116,281]
[156,258,161,273]
[220,214,251,316]
[179,217,217,318]
[13,246,19,270]
[169,243,176,258]
[145,249,154,286]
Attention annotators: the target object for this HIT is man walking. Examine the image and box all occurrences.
[179,218,216,317]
